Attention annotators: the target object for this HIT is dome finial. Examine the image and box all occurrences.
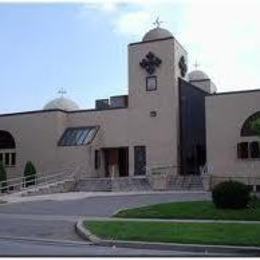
[58,87,67,98]
[153,17,163,28]
[193,60,200,70]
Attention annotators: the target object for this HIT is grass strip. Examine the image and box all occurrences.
[85,220,260,247]
[114,201,260,221]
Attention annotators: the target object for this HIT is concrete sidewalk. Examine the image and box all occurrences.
[2,190,209,204]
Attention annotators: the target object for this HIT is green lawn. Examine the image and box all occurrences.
[114,200,260,221]
[85,220,260,246]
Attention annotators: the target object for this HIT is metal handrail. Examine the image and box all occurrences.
[0,164,82,195]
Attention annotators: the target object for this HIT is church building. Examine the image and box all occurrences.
[0,24,260,190]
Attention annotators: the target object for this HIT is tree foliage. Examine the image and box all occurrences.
[0,162,7,193]
[212,181,250,209]
[24,161,37,187]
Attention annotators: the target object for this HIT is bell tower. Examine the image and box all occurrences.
[127,23,188,172]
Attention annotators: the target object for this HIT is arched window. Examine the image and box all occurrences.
[0,131,16,167]
[241,111,260,137]
[0,131,15,149]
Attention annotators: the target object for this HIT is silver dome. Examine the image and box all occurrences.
[43,97,79,111]
[188,70,210,82]
[142,27,173,42]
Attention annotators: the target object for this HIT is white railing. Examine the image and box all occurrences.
[0,163,82,195]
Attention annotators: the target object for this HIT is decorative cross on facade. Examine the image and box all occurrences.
[153,17,163,28]
[58,88,67,97]
[178,56,187,77]
[140,52,162,75]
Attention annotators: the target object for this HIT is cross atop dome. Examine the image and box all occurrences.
[153,17,163,28]
[193,60,200,70]
[58,88,67,97]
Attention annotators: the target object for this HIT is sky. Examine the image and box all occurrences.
[0,0,260,113]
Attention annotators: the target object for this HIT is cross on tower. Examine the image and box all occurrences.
[193,60,200,70]
[58,88,67,97]
[153,17,163,28]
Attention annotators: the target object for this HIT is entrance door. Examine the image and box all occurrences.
[103,147,129,177]
[134,146,146,175]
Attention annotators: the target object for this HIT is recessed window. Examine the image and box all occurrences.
[237,141,260,159]
[58,126,99,146]
[250,141,260,158]
[95,150,101,169]
[11,153,16,166]
[150,111,157,117]
[5,153,10,166]
[146,76,157,91]
[237,142,249,159]
[0,152,16,167]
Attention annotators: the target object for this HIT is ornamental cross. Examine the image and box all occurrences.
[153,17,163,28]
[58,88,67,97]
[140,52,162,75]
[179,56,187,77]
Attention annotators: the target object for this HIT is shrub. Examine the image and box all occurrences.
[0,162,7,193]
[24,161,37,187]
[212,180,250,209]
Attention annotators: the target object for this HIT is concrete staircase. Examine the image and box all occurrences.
[74,178,112,192]
[74,177,152,192]
[167,175,203,190]
[112,177,152,192]
[19,175,204,196]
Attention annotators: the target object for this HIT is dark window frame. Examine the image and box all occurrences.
[146,76,157,92]
[58,126,99,147]
[0,130,16,149]
[11,153,16,166]
[5,153,10,166]
[241,111,260,137]
[134,145,146,176]
[95,150,101,170]
[237,142,249,159]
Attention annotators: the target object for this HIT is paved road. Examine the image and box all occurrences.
[0,192,210,217]
[0,237,202,256]
[0,192,211,256]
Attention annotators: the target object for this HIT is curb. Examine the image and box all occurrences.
[75,220,101,244]
[75,219,260,255]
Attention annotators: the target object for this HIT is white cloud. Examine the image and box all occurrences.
[181,2,260,91]
[79,0,260,92]
[113,11,152,37]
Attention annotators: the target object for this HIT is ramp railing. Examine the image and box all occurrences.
[0,163,82,195]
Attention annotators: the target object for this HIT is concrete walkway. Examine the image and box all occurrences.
[2,190,208,204]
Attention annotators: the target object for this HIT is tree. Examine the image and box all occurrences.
[24,161,37,187]
[0,162,7,193]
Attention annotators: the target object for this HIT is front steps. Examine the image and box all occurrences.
[18,175,204,196]
[74,175,204,192]
[74,178,112,192]
[74,177,152,192]
[112,177,152,192]
[167,175,204,190]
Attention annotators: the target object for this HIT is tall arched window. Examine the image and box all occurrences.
[0,131,15,149]
[0,131,16,167]
[238,112,260,159]
[241,111,260,137]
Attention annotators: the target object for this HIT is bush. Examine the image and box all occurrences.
[212,180,250,209]
[24,161,37,187]
[0,162,7,193]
